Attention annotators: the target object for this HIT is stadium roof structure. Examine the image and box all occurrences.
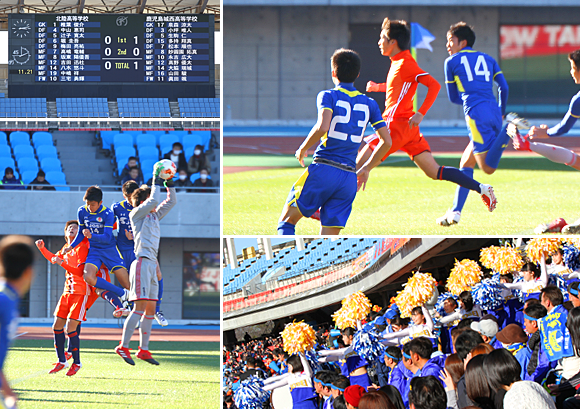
[0,0,220,20]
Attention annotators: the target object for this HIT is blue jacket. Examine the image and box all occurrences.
[390,361,413,409]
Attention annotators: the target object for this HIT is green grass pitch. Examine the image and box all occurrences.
[223,153,580,235]
[3,339,219,409]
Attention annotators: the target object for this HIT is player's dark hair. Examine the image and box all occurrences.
[524,297,541,308]
[287,354,303,373]
[128,156,137,162]
[246,356,256,367]
[541,285,564,307]
[408,337,433,360]
[391,315,410,327]
[341,327,356,338]
[409,376,447,409]
[131,185,151,208]
[37,169,45,177]
[569,49,580,68]
[385,346,402,361]
[172,142,183,150]
[411,306,424,316]
[381,18,410,51]
[129,166,139,173]
[332,375,350,391]
[84,185,103,203]
[567,307,580,355]
[484,348,521,392]
[521,262,540,279]
[448,22,476,48]
[122,180,139,197]
[402,343,412,362]
[500,273,513,283]
[455,329,484,361]
[459,291,474,311]
[333,395,347,409]
[446,297,458,309]
[379,385,405,409]
[524,303,548,320]
[465,355,493,408]
[0,235,34,281]
[457,319,474,330]
[330,48,361,84]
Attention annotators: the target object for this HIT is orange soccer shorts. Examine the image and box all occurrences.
[86,266,112,311]
[364,118,431,161]
[54,293,89,322]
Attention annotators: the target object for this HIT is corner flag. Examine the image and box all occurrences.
[411,23,436,52]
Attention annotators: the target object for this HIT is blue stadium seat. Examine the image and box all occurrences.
[115,146,136,162]
[9,131,30,147]
[0,132,7,145]
[113,133,134,149]
[32,132,53,148]
[40,157,62,172]
[0,157,16,173]
[36,145,58,161]
[140,159,156,177]
[45,171,68,191]
[100,131,118,150]
[159,133,181,151]
[138,146,159,162]
[182,133,203,151]
[17,157,39,174]
[136,134,157,151]
[0,145,11,158]
[13,145,35,161]
[21,170,38,185]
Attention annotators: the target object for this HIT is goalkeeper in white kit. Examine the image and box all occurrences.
[115,160,177,366]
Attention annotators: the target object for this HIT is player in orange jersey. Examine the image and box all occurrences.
[357,18,497,212]
[36,220,126,376]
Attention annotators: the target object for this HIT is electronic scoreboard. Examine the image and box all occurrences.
[8,14,215,99]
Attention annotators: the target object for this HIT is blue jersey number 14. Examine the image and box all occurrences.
[460,55,490,82]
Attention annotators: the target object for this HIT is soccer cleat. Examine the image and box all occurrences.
[563,223,580,235]
[436,210,461,227]
[120,289,130,303]
[479,184,497,212]
[113,306,130,318]
[115,344,135,365]
[136,347,160,365]
[506,112,531,130]
[65,352,73,361]
[534,218,567,234]
[507,124,531,151]
[155,311,169,327]
[48,362,68,374]
[310,209,321,221]
[66,363,82,376]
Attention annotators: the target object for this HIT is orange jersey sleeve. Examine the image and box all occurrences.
[417,74,441,116]
[39,246,56,262]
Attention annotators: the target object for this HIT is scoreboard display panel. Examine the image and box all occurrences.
[8,13,215,99]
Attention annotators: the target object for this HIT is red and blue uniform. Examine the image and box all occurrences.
[547,90,580,136]
[284,83,385,229]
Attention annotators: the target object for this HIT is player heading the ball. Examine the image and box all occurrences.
[64,186,130,317]
[116,160,177,366]
[359,18,497,215]
[278,48,392,235]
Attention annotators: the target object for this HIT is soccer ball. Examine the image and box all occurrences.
[157,159,177,180]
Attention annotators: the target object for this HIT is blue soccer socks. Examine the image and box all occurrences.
[54,329,66,363]
[67,330,81,365]
[95,276,124,298]
[156,279,164,313]
[277,221,296,235]
[485,125,510,169]
[437,166,481,193]
[451,167,475,213]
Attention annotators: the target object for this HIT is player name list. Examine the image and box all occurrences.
[34,14,210,82]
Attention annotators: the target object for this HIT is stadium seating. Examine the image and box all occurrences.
[45,171,68,191]
[117,98,171,118]
[21,170,38,184]
[36,145,58,161]
[40,157,63,172]
[140,159,156,177]
[183,131,212,152]
[13,145,35,161]
[159,133,182,154]
[17,157,39,174]
[0,157,16,173]
[136,134,157,151]
[0,145,11,158]
[99,131,118,150]
[138,146,160,162]
[56,98,109,118]
[223,238,379,295]
[178,98,220,118]
[0,132,7,145]
[9,131,30,147]
[32,132,54,149]
[113,133,134,149]
[0,98,48,118]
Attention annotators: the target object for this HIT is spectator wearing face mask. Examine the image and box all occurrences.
[174,169,194,192]
[163,142,187,172]
[192,168,215,193]
[188,144,211,175]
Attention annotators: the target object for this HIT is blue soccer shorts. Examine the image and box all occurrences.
[86,246,126,273]
[465,101,503,155]
[284,162,357,229]
[119,247,136,271]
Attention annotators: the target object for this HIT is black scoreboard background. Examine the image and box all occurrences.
[8,14,215,99]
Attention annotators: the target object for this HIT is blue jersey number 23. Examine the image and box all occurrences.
[328,100,369,143]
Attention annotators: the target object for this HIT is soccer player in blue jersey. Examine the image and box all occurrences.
[65,185,130,317]
[0,236,34,408]
[112,181,168,326]
[277,48,392,235]
[438,22,511,227]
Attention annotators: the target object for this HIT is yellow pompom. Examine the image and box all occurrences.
[526,238,562,264]
[480,246,525,275]
[332,291,372,330]
[564,238,580,248]
[394,272,437,318]
[281,321,316,354]
[446,259,482,295]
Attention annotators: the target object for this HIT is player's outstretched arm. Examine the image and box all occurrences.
[155,178,177,221]
[438,310,461,325]
[356,126,391,191]
[366,81,386,93]
[412,74,441,128]
[531,94,580,139]
[35,239,57,263]
[295,109,332,167]
[423,305,435,332]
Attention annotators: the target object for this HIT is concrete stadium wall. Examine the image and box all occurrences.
[224,5,580,123]
[24,236,219,321]
[222,237,459,331]
[0,190,220,238]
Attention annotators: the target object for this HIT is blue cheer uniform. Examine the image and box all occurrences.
[112,200,136,270]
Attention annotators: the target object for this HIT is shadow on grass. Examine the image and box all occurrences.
[85,377,218,384]
[16,389,160,396]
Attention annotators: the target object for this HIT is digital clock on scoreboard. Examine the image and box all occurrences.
[8,13,215,99]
